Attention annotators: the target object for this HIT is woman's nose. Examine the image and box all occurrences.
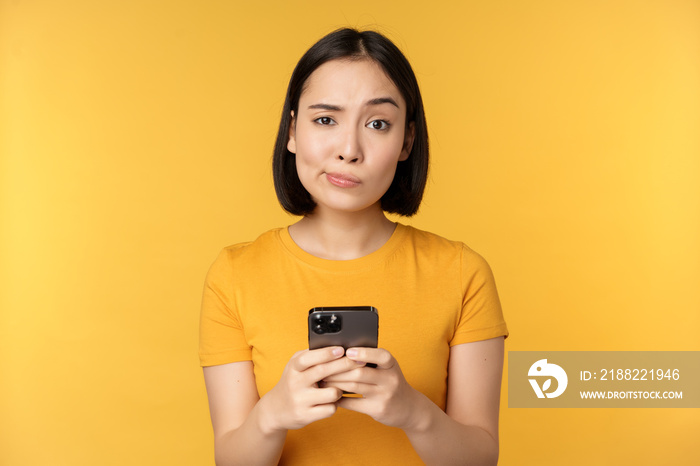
[337,126,363,163]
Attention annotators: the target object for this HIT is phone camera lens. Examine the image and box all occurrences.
[311,313,342,334]
[327,314,341,333]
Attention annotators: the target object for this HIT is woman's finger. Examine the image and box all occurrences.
[322,365,372,384]
[309,386,344,405]
[322,380,371,397]
[292,346,344,371]
[345,347,395,369]
[335,395,369,413]
[306,355,363,383]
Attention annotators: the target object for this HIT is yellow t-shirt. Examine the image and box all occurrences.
[199,223,508,465]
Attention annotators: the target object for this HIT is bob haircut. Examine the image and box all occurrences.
[272,28,429,217]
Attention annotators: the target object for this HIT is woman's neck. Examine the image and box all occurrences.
[288,205,396,260]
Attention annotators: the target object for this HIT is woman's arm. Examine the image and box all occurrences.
[204,361,284,466]
[327,337,504,466]
[203,347,359,466]
[408,337,504,465]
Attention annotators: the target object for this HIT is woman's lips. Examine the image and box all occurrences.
[325,172,361,188]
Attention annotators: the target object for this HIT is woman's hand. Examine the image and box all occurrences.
[258,346,361,433]
[322,347,425,430]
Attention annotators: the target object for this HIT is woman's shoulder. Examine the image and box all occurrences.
[401,224,466,251]
[399,224,490,268]
[221,228,283,251]
[212,228,287,268]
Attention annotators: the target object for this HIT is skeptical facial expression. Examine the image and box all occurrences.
[287,58,414,215]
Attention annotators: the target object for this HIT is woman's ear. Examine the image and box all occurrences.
[399,121,415,161]
[287,110,297,154]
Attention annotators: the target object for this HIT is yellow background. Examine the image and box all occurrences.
[1,0,698,464]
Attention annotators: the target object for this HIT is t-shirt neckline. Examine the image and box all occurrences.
[278,222,409,272]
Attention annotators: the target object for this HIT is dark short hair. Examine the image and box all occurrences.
[272,28,429,216]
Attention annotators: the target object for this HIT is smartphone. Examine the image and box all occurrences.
[308,306,378,351]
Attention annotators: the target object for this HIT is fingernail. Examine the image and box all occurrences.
[346,348,358,358]
[332,347,344,356]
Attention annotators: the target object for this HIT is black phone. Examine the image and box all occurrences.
[308,306,378,351]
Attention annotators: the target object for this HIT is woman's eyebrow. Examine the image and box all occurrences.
[366,97,399,108]
[307,97,399,111]
[308,103,342,111]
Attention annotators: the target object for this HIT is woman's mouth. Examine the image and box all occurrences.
[325,172,361,188]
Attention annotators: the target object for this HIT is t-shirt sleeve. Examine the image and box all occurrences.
[199,247,253,366]
[450,244,509,346]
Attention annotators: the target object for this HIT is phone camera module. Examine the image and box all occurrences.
[311,313,342,334]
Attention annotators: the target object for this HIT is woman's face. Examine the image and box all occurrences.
[287,58,414,216]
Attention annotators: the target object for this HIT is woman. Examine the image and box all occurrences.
[200,28,508,465]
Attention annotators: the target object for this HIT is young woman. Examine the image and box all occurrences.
[200,28,508,465]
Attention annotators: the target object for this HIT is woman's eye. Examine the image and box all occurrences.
[368,120,390,130]
[315,117,334,125]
